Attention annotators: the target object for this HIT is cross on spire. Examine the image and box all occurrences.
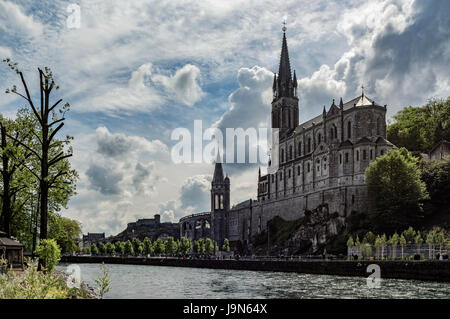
[361,84,365,97]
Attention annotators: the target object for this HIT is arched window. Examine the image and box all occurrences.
[347,121,352,139]
[297,165,301,175]
[281,149,284,162]
[279,171,283,181]
[334,126,338,139]
[289,145,293,160]
[356,150,359,161]
[307,138,311,153]
[298,142,302,156]
[363,149,367,160]
[307,162,310,172]
[370,149,373,160]
[339,153,342,164]
[318,133,322,143]
[330,127,334,139]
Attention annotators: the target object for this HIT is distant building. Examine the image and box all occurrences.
[112,214,179,242]
[429,140,450,161]
[81,232,105,248]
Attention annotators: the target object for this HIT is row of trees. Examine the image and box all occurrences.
[0,60,79,267]
[347,227,450,260]
[89,237,231,256]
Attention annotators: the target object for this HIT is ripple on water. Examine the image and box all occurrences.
[56,263,450,299]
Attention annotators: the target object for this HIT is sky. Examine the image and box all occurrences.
[0,0,449,236]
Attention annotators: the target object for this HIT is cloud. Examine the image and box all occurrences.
[0,46,12,58]
[86,163,123,195]
[297,0,450,118]
[180,174,211,211]
[95,126,169,159]
[214,66,273,130]
[153,64,205,106]
[0,1,43,38]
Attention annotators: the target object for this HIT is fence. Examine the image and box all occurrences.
[348,244,450,260]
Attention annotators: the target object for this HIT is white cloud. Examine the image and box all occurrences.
[296,0,450,118]
[0,1,43,38]
[0,46,12,58]
[153,64,205,106]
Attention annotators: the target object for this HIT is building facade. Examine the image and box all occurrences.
[179,29,395,253]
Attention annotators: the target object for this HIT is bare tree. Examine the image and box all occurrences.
[3,59,73,247]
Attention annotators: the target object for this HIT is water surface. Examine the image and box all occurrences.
[57,263,450,299]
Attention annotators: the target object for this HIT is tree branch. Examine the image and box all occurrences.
[48,153,72,167]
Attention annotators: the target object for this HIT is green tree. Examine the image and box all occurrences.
[35,238,61,273]
[380,234,387,259]
[0,112,34,237]
[164,237,177,255]
[115,241,125,256]
[374,235,381,260]
[143,237,153,255]
[204,238,214,254]
[414,232,423,255]
[366,148,428,233]
[389,233,399,259]
[98,242,106,255]
[3,60,75,247]
[387,97,450,153]
[363,232,376,246]
[106,242,115,255]
[90,243,99,255]
[124,240,134,256]
[178,237,192,254]
[420,156,450,217]
[48,214,81,254]
[437,231,446,255]
[222,238,230,252]
[153,238,165,255]
[401,226,417,245]
[399,234,406,259]
[132,238,142,256]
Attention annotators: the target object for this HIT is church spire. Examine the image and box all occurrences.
[276,28,293,98]
[213,149,224,183]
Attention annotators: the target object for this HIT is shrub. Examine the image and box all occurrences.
[35,239,61,273]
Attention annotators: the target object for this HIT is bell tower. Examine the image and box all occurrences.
[210,151,230,246]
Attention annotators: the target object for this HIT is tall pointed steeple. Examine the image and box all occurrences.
[276,29,294,98]
[271,21,299,132]
[213,149,224,183]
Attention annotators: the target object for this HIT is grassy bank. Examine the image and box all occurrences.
[0,262,97,299]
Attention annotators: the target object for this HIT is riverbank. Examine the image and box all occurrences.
[60,255,450,283]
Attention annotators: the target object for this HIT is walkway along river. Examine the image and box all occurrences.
[60,255,450,283]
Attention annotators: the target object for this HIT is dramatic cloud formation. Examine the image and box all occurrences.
[153,64,205,107]
[0,0,448,235]
[0,0,43,38]
[297,0,450,119]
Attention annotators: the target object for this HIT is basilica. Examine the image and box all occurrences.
[179,29,395,253]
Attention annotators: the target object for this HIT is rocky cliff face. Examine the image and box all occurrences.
[261,204,347,256]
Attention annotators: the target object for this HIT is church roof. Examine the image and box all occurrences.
[356,137,375,145]
[295,94,382,131]
[339,140,354,147]
[342,94,382,110]
[375,136,394,146]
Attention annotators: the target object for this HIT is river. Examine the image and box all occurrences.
[56,263,450,299]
